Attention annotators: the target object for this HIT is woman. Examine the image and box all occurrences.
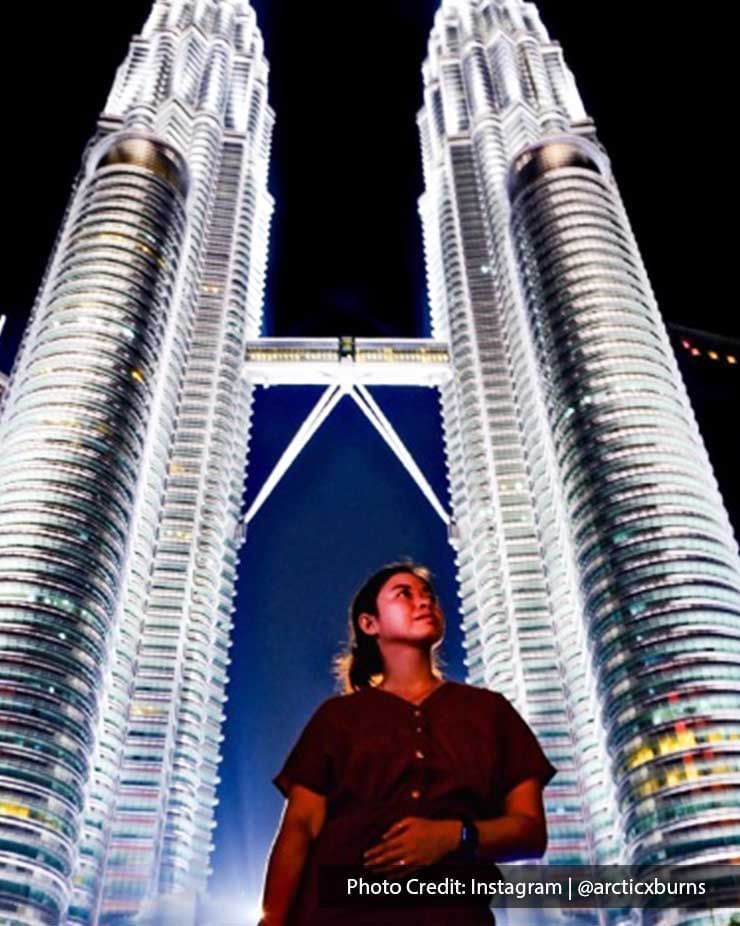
[259,562,556,925]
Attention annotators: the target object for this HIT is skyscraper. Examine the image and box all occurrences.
[0,1,273,922]
[419,0,740,916]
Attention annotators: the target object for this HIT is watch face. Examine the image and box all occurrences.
[461,822,479,853]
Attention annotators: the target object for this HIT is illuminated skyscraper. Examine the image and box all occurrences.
[0,1,272,922]
[419,0,740,918]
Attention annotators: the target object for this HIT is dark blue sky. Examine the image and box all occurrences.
[1,0,738,912]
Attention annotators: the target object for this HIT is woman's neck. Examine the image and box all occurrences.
[379,648,439,694]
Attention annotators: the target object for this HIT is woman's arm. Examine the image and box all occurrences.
[259,784,327,926]
[364,777,547,872]
[475,776,547,860]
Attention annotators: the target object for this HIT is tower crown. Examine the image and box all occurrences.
[421,0,587,160]
[106,0,269,136]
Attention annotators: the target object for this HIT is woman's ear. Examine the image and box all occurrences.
[357,611,378,638]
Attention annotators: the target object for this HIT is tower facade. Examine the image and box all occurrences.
[0,1,273,923]
[419,0,740,912]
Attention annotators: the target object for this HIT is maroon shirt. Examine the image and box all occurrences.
[274,681,556,925]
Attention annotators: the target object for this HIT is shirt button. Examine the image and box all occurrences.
[413,710,421,718]
[411,789,421,800]
[416,726,423,733]
[415,750,424,760]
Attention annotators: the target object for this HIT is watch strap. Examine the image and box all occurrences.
[459,818,480,859]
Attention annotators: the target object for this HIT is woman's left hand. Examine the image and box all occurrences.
[363,818,460,874]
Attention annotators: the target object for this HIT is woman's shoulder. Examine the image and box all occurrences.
[310,692,346,718]
[310,689,373,720]
[442,680,507,703]
[441,681,519,717]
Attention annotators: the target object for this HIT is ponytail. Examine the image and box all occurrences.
[344,635,385,691]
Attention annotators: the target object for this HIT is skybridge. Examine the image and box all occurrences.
[241,336,454,533]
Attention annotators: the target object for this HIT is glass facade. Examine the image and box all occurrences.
[509,136,740,897]
[419,3,740,924]
[0,136,188,924]
[0,1,273,922]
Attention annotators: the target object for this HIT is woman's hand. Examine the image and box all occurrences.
[363,817,460,874]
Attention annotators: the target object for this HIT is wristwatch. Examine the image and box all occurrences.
[459,818,480,859]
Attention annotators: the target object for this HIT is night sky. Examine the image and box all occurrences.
[1,0,738,914]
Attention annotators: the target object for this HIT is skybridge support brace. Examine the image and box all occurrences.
[240,337,453,537]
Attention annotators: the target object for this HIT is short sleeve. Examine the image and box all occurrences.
[495,694,556,795]
[273,701,336,799]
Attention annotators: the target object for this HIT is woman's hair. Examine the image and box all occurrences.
[334,561,443,693]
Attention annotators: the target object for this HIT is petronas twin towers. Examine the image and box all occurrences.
[0,0,737,923]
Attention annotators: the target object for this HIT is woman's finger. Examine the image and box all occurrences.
[381,818,412,840]
[364,842,408,866]
[365,837,405,864]
[370,854,414,875]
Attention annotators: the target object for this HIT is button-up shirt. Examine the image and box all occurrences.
[274,680,556,925]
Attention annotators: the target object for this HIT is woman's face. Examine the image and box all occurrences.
[360,571,444,648]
